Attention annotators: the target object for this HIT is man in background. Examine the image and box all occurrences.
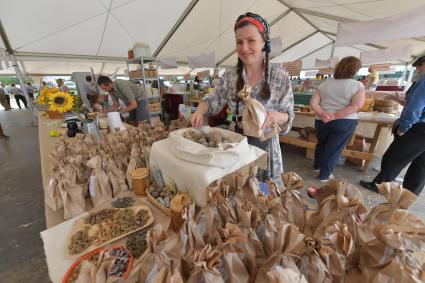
[9,84,28,109]
[83,75,97,107]
[25,82,35,103]
[97,75,148,124]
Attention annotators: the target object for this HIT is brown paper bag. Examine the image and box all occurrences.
[180,204,206,279]
[181,204,206,254]
[358,223,425,283]
[215,223,249,283]
[114,142,129,173]
[235,201,266,280]
[58,166,86,219]
[214,180,238,225]
[308,183,368,236]
[309,179,364,206]
[280,172,306,231]
[267,267,308,283]
[45,168,63,211]
[103,155,128,197]
[237,85,281,141]
[151,264,184,283]
[196,186,224,244]
[186,244,225,283]
[75,260,95,283]
[297,238,332,283]
[139,224,172,283]
[126,145,145,189]
[365,182,420,226]
[256,253,307,283]
[263,214,306,257]
[66,155,86,185]
[86,156,113,207]
[314,221,355,281]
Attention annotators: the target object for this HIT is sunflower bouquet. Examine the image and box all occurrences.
[37,87,74,113]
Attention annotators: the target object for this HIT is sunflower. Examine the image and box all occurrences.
[48,92,74,113]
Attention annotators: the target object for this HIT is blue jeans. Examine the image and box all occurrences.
[314,119,357,179]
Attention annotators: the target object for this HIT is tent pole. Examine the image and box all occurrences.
[0,20,37,126]
[153,0,199,57]
[12,55,38,126]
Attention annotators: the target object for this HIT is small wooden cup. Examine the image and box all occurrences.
[131,168,150,196]
[170,193,192,232]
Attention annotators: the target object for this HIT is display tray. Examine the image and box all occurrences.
[66,205,154,259]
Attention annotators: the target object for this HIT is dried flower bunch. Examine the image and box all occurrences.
[183,129,230,148]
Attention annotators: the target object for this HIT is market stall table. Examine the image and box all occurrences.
[40,194,171,283]
[280,111,397,172]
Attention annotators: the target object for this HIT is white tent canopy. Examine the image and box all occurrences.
[1,0,425,76]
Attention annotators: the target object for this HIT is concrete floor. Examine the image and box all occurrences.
[0,106,423,283]
[0,108,50,282]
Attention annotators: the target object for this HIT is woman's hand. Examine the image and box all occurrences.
[262,111,288,129]
[384,92,405,105]
[319,112,334,123]
[190,110,204,128]
[190,101,209,128]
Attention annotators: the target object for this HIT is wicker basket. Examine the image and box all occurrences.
[45,110,64,119]
[146,187,171,216]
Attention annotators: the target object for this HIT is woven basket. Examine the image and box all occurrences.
[146,187,171,216]
[45,110,64,119]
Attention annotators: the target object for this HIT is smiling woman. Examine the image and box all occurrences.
[190,12,294,187]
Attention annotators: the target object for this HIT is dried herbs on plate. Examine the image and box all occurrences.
[85,209,117,225]
[126,229,148,258]
[111,196,135,208]
[68,230,90,255]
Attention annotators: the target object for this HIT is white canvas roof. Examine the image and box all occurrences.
[0,0,425,75]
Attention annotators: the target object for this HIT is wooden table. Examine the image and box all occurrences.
[38,112,73,228]
[280,111,398,172]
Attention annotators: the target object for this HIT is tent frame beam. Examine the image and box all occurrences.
[279,31,319,55]
[296,42,334,62]
[153,0,199,57]
[319,30,386,50]
[14,51,127,63]
[216,7,293,65]
[277,0,334,42]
